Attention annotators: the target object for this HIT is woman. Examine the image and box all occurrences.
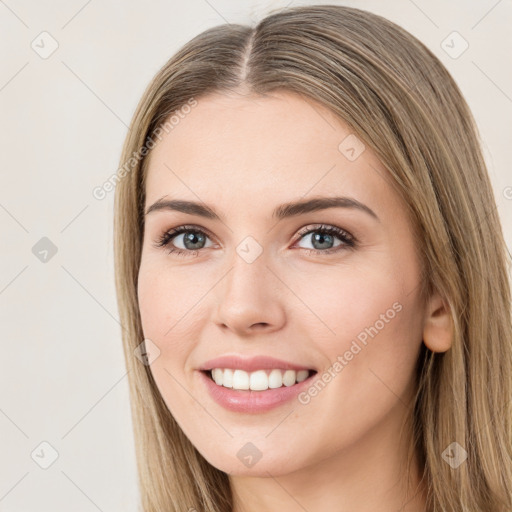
[113,4,512,511]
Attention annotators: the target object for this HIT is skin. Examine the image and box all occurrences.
[137,90,453,512]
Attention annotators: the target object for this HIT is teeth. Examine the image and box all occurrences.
[210,368,311,391]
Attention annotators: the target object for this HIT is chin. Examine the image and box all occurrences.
[200,448,304,478]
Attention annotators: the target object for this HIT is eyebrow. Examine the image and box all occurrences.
[145,196,379,222]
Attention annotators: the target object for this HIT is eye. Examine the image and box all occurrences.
[293,224,356,255]
[154,225,214,257]
[154,223,357,258]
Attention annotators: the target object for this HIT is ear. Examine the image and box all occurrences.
[422,290,453,353]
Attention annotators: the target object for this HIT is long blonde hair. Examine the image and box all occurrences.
[113,5,512,511]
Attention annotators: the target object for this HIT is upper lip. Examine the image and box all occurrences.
[198,355,315,373]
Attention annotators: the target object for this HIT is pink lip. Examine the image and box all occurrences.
[197,369,317,413]
[198,354,315,373]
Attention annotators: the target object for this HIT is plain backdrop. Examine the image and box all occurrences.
[1,0,511,510]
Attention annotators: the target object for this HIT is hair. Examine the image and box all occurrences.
[113,4,512,511]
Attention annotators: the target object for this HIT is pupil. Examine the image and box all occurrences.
[313,232,333,250]
[184,231,205,250]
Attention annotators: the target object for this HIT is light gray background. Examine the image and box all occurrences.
[1,0,511,510]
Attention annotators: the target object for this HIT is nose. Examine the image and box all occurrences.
[213,252,286,336]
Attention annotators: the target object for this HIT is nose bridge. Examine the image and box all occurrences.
[214,241,285,333]
[223,224,270,287]
[223,243,272,304]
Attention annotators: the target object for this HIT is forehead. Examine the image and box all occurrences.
[144,90,392,216]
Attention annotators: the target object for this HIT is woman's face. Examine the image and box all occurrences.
[138,90,427,476]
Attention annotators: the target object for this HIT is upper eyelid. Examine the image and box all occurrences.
[296,223,352,238]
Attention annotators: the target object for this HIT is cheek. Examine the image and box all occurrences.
[296,254,423,394]
[137,261,198,375]
[137,261,207,418]
[137,258,207,341]
[137,266,168,340]
[137,256,222,408]
[286,267,423,458]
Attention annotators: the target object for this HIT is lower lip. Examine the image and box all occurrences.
[197,370,316,414]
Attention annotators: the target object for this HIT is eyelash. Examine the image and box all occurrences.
[153,223,357,258]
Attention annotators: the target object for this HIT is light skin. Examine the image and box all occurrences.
[137,90,453,512]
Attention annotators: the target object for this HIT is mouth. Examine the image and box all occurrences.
[198,366,319,413]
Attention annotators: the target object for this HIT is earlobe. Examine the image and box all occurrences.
[422,292,453,353]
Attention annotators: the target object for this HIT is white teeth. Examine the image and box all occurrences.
[222,368,233,388]
[249,370,268,391]
[209,368,311,391]
[212,368,223,386]
[268,369,284,388]
[233,369,250,390]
